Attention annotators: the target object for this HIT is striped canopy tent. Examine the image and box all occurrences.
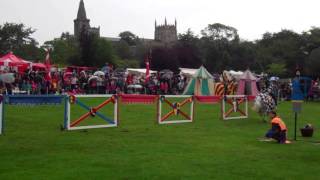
[236,69,259,96]
[183,66,215,95]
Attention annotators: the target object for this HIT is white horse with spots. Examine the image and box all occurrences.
[253,87,277,122]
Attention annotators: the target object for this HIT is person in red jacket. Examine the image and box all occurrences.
[265,111,291,144]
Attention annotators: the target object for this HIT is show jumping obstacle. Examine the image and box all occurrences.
[222,95,248,120]
[0,94,255,134]
[64,94,118,130]
[157,95,194,124]
[0,95,65,135]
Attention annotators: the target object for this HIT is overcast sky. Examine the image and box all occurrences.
[1,0,320,44]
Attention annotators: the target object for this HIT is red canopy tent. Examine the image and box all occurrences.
[32,63,47,70]
[0,52,30,72]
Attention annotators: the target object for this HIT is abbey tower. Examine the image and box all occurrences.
[73,1,177,45]
[154,18,178,44]
[74,0,100,39]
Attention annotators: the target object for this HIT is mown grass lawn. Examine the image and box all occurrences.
[0,99,319,179]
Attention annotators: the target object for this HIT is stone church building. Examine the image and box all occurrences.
[154,18,178,44]
[73,0,177,45]
[74,0,100,39]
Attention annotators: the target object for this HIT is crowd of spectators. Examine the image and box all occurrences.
[1,64,319,102]
[0,65,188,96]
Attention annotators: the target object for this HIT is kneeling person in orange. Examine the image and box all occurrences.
[265,111,290,144]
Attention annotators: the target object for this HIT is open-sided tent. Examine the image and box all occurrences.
[159,69,173,79]
[32,63,47,70]
[183,66,215,95]
[236,69,259,96]
[0,52,30,72]
[179,68,198,77]
[126,68,157,75]
[228,70,243,80]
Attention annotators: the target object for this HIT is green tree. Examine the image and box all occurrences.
[178,29,199,45]
[301,27,320,53]
[200,23,240,72]
[0,22,42,59]
[115,40,131,59]
[89,37,115,67]
[15,39,44,60]
[176,29,202,68]
[0,23,35,54]
[255,30,306,76]
[43,32,79,65]
[151,47,179,72]
[267,63,287,77]
[221,41,256,71]
[134,42,148,62]
[79,32,115,67]
[305,47,320,77]
[119,31,137,46]
[114,57,140,68]
[201,23,239,41]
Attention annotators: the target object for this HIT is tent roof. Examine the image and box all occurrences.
[193,66,213,79]
[160,69,173,74]
[126,68,157,75]
[0,52,29,65]
[238,69,258,80]
[32,63,47,69]
[179,68,198,77]
[229,70,243,76]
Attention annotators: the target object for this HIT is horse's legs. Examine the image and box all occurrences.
[262,113,267,123]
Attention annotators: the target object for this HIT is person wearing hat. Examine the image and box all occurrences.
[265,111,291,144]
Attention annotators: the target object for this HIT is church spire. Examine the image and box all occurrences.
[165,17,167,26]
[77,0,87,20]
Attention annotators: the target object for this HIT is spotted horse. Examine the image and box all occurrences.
[253,86,277,122]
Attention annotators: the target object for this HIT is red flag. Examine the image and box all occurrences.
[145,56,150,84]
[45,50,51,69]
[44,50,51,81]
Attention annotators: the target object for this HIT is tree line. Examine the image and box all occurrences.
[0,22,320,77]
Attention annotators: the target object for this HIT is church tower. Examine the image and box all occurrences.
[74,0,100,39]
[154,18,178,44]
[74,0,90,38]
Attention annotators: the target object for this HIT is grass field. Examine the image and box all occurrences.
[0,98,320,179]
